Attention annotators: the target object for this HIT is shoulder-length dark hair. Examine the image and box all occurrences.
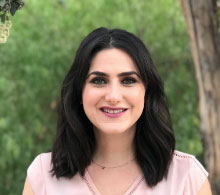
[51,27,175,187]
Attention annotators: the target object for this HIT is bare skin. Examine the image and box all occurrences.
[86,125,142,195]
[23,177,34,195]
[198,179,212,195]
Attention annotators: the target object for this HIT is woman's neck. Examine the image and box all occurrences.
[92,127,136,166]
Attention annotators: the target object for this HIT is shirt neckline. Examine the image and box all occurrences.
[82,169,145,195]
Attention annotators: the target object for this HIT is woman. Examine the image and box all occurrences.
[23,27,212,195]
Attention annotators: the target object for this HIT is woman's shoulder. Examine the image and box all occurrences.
[26,152,92,195]
[141,150,209,194]
[171,150,208,177]
[26,152,52,195]
[169,150,208,194]
[31,152,52,164]
[31,152,52,162]
[173,150,197,159]
[172,150,198,164]
[172,150,208,175]
[27,152,52,174]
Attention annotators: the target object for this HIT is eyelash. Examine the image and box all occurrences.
[91,78,106,85]
[121,78,137,85]
[90,77,137,85]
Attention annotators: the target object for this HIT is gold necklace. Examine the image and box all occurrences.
[92,158,136,170]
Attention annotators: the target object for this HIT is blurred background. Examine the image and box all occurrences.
[0,0,205,194]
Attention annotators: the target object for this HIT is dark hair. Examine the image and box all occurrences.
[51,27,175,187]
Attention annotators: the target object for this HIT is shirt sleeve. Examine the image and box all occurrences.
[27,154,46,195]
[184,156,208,195]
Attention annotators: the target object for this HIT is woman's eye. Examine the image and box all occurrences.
[90,78,107,85]
[121,78,137,85]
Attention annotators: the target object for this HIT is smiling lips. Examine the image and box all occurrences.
[100,107,128,118]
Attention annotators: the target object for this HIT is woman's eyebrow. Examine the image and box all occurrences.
[87,71,140,78]
[86,71,107,78]
[118,71,141,78]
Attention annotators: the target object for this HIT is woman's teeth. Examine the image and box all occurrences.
[103,109,125,114]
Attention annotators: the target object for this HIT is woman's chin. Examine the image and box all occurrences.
[94,125,135,135]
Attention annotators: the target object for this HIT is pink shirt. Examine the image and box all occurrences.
[27,150,208,195]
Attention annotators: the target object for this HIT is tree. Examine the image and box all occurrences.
[0,0,24,43]
[180,0,220,194]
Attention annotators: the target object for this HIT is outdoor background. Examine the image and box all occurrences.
[0,0,203,194]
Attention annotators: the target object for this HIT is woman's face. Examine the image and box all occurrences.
[82,48,145,135]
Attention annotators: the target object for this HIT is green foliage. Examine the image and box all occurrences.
[0,0,24,22]
[0,0,203,194]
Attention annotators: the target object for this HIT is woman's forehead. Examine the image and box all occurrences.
[89,48,139,73]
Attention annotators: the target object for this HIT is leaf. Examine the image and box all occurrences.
[10,2,18,16]
[0,13,5,22]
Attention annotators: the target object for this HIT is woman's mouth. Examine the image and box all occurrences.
[100,107,128,118]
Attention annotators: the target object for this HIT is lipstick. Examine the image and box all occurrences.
[100,107,128,118]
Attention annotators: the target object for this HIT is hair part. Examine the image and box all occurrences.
[51,27,175,187]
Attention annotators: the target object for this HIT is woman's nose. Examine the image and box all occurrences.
[105,83,122,104]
